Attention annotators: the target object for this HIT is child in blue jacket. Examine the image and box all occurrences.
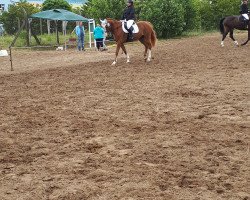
[93,24,105,51]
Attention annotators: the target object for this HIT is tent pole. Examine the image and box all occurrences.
[63,21,67,51]
[88,20,91,48]
[47,20,50,35]
[93,20,96,48]
[40,18,43,35]
[55,20,59,45]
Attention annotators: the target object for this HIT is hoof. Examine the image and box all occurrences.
[111,61,117,66]
[234,41,239,47]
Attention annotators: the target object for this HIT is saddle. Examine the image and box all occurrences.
[122,21,139,34]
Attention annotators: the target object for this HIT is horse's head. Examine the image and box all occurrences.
[100,18,120,33]
[100,19,111,30]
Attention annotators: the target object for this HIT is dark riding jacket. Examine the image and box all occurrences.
[122,6,135,21]
[240,4,249,14]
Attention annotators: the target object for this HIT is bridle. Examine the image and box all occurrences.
[101,19,122,32]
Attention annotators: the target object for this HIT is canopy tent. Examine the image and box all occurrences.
[31,9,89,22]
[8,8,96,71]
[30,9,95,49]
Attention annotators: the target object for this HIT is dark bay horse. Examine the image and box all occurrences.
[220,14,250,47]
[101,18,157,65]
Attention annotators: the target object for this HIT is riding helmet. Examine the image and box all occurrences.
[127,0,133,3]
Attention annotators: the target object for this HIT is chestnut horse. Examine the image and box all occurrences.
[101,18,157,65]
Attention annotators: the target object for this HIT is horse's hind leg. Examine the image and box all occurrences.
[145,42,152,62]
[139,37,148,60]
[121,44,130,63]
[143,45,148,61]
[221,27,229,47]
[141,38,152,62]
[229,30,239,47]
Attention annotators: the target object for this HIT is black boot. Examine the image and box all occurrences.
[127,27,134,41]
[245,20,249,29]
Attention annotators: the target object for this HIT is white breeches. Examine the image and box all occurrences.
[126,20,134,29]
[242,14,249,20]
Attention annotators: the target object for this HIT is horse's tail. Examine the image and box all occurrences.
[151,29,157,47]
[220,18,225,34]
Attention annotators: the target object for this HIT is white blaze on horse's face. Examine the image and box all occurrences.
[100,19,110,28]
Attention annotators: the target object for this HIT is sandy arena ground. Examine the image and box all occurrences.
[0,33,249,200]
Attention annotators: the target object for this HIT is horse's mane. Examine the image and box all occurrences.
[106,18,122,30]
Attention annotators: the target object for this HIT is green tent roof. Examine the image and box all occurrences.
[31,9,89,22]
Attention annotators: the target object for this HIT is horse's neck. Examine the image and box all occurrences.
[111,20,121,29]
[109,20,122,36]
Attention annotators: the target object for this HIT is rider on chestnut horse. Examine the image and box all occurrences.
[121,0,136,41]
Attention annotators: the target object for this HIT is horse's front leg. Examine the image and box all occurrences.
[121,44,130,63]
[112,43,121,65]
[229,30,239,47]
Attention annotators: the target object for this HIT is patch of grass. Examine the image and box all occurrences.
[181,29,217,38]
[0,31,91,49]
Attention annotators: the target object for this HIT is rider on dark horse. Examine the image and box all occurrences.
[121,0,136,41]
[240,0,249,28]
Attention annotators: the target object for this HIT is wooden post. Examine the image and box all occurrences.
[9,20,26,71]
[9,47,13,71]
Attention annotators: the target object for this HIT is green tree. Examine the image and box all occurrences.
[84,0,126,21]
[41,0,72,11]
[200,0,240,30]
[140,0,185,38]
[0,0,39,35]
[180,0,201,31]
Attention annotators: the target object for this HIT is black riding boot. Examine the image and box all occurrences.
[244,20,249,29]
[127,27,134,41]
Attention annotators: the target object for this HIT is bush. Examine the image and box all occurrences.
[41,0,72,11]
[140,0,185,38]
[0,1,40,35]
[180,0,201,31]
[200,0,240,31]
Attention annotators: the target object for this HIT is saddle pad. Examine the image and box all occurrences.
[122,21,139,34]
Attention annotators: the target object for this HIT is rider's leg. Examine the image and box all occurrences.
[128,27,133,40]
[126,20,134,41]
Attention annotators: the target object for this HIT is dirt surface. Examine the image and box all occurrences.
[0,33,249,200]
